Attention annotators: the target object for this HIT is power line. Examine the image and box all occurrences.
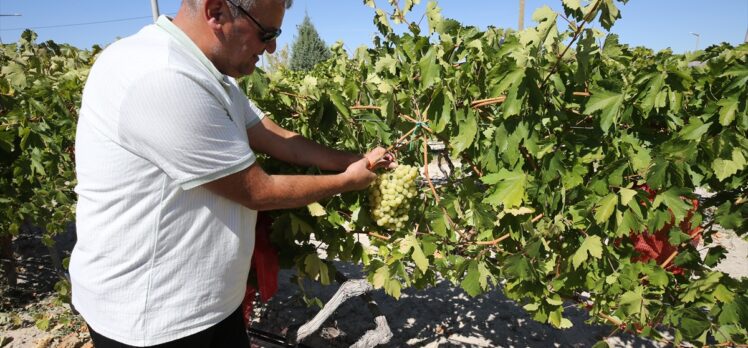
[0,15,155,32]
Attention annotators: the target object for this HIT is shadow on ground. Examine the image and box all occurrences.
[0,223,75,311]
[251,263,661,348]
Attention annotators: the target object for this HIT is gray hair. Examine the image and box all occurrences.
[184,0,293,18]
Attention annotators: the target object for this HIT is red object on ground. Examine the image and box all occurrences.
[242,212,280,327]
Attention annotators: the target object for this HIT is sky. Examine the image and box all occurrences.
[1,0,747,62]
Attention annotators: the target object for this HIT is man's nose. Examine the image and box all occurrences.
[265,39,277,54]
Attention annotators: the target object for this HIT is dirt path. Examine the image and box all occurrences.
[1,227,745,347]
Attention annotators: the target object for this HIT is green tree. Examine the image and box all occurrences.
[264,43,290,73]
[289,14,331,71]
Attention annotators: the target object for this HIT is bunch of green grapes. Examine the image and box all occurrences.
[369,164,419,230]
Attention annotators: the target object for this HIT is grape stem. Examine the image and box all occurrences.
[368,113,433,168]
[473,214,542,246]
[350,105,382,111]
[368,232,390,241]
[471,96,506,109]
[367,126,420,168]
[474,233,511,246]
[275,90,308,100]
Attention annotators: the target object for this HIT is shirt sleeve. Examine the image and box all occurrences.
[245,99,265,128]
[118,69,255,190]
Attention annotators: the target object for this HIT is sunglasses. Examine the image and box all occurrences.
[225,0,282,42]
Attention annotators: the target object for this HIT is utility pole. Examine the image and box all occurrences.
[690,32,700,51]
[0,13,23,44]
[150,0,160,23]
[744,27,747,43]
[518,0,525,30]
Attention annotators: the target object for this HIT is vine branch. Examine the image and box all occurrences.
[540,0,604,89]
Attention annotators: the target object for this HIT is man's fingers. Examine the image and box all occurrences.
[368,153,397,170]
[364,147,398,170]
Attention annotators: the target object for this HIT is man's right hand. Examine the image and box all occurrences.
[364,147,396,170]
[343,157,378,191]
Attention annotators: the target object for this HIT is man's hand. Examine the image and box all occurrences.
[364,147,397,170]
[343,157,378,191]
[341,147,397,191]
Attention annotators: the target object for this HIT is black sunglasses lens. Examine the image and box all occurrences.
[262,30,281,42]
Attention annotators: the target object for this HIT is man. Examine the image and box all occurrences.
[70,0,391,346]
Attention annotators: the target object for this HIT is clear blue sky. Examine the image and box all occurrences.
[1,0,746,60]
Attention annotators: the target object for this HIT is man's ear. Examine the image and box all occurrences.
[204,0,228,30]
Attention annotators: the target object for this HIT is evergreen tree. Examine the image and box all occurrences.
[289,14,331,72]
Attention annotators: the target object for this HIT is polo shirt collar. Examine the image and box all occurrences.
[155,15,230,88]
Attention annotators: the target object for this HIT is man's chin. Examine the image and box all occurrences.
[229,65,255,78]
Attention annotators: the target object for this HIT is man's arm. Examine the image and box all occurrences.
[202,116,395,211]
[247,117,362,171]
[202,147,388,211]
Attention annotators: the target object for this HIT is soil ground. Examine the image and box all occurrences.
[1,224,745,348]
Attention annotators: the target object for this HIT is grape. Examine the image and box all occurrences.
[368,164,419,230]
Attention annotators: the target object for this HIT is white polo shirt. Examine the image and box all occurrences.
[71,16,264,346]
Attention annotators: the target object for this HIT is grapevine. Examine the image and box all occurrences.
[0,0,746,346]
[242,0,748,345]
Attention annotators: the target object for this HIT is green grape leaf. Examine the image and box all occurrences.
[584,88,624,133]
[375,54,398,75]
[304,254,330,285]
[461,261,482,297]
[712,148,746,181]
[717,96,738,126]
[719,296,748,325]
[619,188,637,206]
[372,265,389,289]
[592,341,610,348]
[619,288,645,316]
[307,202,327,217]
[385,279,402,299]
[1,62,28,89]
[595,193,618,224]
[401,234,429,272]
[418,47,441,89]
[722,65,748,92]
[651,188,691,225]
[329,92,351,119]
[572,235,603,269]
[489,66,525,99]
[450,108,478,157]
[679,309,710,340]
[617,207,644,236]
[598,0,622,30]
[549,308,573,329]
[290,213,315,236]
[678,118,712,141]
[425,1,442,35]
[374,9,393,36]
[646,158,668,189]
[715,202,745,230]
[639,72,666,114]
[427,89,453,134]
[481,169,528,209]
